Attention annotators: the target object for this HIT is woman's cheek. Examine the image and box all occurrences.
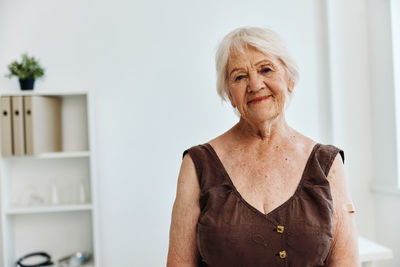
[275,92,286,112]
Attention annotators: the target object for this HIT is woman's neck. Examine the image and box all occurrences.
[232,114,296,146]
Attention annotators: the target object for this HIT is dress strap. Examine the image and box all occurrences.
[315,144,345,177]
[182,145,208,184]
[183,144,228,192]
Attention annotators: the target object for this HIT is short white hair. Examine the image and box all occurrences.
[215,27,299,110]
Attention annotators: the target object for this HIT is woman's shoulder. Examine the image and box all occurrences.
[182,141,219,168]
[290,129,316,147]
[205,133,237,162]
[207,129,232,146]
[293,130,343,160]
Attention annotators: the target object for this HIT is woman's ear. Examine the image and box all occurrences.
[283,65,294,93]
[287,77,294,93]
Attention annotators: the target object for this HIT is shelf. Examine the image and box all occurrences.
[0,91,99,267]
[0,90,89,97]
[6,204,92,215]
[3,151,90,159]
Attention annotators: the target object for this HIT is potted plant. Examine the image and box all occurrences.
[5,53,45,90]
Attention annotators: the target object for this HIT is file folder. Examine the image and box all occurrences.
[1,96,13,156]
[24,96,62,155]
[12,96,25,156]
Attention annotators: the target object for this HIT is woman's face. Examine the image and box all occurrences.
[226,45,293,124]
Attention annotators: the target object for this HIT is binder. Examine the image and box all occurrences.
[1,96,13,156]
[11,96,25,156]
[24,96,62,155]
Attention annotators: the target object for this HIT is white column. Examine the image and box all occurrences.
[325,0,376,238]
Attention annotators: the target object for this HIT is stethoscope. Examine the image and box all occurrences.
[15,251,90,267]
[15,252,53,267]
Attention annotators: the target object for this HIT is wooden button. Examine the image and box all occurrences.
[279,250,287,259]
[277,225,284,233]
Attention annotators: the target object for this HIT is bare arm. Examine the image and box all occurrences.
[167,154,201,267]
[326,154,360,267]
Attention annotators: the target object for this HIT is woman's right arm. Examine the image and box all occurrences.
[167,154,201,267]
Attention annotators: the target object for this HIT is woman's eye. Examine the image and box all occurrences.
[262,67,271,73]
[235,75,245,81]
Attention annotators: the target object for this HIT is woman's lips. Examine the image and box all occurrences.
[248,95,271,104]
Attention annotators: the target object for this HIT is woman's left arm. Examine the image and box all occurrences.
[326,153,360,267]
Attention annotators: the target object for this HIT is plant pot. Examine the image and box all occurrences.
[19,77,35,90]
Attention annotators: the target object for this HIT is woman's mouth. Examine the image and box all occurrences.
[248,95,271,104]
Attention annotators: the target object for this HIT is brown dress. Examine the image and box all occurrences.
[183,143,344,267]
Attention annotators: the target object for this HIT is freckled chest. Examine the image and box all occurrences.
[220,148,308,215]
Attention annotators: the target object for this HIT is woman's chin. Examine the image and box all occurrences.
[245,110,279,124]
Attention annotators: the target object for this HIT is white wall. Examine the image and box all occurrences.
[0,0,375,266]
[326,0,376,240]
[367,0,400,266]
[328,0,400,266]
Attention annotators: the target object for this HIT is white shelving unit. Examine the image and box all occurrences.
[0,91,100,267]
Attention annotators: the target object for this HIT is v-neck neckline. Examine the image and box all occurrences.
[203,142,321,219]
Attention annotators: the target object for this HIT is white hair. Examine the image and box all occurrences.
[215,27,299,111]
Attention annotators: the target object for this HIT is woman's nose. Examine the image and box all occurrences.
[247,73,265,93]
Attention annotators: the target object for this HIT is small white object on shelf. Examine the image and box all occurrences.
[51,183,59,205]
[79,183,86,203]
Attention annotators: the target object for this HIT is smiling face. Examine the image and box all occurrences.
[226,45,294,124]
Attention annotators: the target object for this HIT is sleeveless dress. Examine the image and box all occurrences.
[183,143,344,267]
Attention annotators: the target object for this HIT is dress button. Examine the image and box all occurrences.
[277,225,284,233]
[279,250,287,259]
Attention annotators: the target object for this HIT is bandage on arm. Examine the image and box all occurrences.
[326,154,360,266]
[343,203,356,213]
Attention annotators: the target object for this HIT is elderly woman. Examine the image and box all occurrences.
[167,27,359,266]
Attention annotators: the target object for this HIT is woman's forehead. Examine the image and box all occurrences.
[227,46,278,69]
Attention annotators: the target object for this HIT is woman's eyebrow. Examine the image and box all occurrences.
[255,59,274,66]
[229,68,245,76]
[229,60,275,77]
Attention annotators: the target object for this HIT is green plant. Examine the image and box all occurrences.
[5,53,45,79]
